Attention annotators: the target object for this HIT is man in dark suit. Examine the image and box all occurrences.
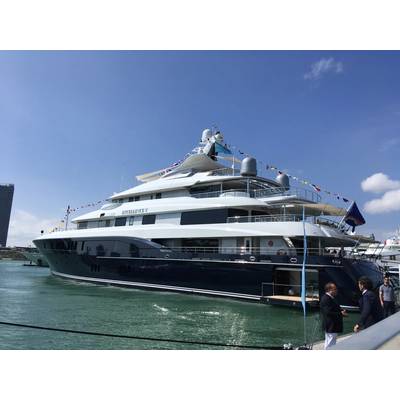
[320,282,347,349]
[354,276,383,333]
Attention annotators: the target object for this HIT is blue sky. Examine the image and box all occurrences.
[1,51,400,244]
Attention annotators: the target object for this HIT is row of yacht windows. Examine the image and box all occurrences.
[110,178,278,205]
[113,193,162,204]
[77,208,251,230]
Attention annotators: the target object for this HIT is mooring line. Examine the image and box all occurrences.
[0,321,283,349]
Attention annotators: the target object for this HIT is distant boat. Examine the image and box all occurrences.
[20,247,49,267]
[354,229,400,277]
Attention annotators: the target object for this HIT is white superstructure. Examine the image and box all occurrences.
[43,128,356,254]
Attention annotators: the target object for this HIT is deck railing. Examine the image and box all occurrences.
[165,246,341,257]
[227,213,340,228]
[191,187,321,202]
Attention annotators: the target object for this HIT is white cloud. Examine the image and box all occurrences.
[7,209,61,247]
[364,189,400,214]
[304,57,343,80]
[361,172,400,194]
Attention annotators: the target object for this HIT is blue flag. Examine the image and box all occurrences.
[215,142,232,155]
[344,202,366,232]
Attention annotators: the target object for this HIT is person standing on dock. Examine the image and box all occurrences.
[379,276,396,318]
[354,276,383,333]
[320,282,347,349]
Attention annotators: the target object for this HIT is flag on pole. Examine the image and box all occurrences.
[301,205,307,317]
[214,142,232,155]
[344,201,366,232]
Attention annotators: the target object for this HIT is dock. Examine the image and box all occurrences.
[313,311,400,350]
[261,295,319,308]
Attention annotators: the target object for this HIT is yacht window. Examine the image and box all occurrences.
[180,209,228,225]
[115,217,127,226]
[142,214,156,225]
[182,238,219,250]
[128,197,134,202]
[128,216,136,225]
[155,193,161,199]
[78,221,88,230]
[99,219,112,228]
[134,196,140,201]
[228,209,249,218]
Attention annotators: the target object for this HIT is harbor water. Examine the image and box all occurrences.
[0,261,358,349]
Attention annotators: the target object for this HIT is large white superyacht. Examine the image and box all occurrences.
[361,230,400,276]
[34,128,382,309]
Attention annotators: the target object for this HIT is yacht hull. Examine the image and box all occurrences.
[34,236,383,309]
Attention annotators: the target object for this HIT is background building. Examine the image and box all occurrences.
[0,184,14,247]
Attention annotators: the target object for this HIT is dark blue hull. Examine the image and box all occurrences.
[34,236,383,308]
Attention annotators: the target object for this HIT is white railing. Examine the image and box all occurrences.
[165,246,336,257]
[253,187,322,202]
[191,186,321,202]
[227,214,340,227]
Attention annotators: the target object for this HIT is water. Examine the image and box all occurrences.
[0,261,358,349]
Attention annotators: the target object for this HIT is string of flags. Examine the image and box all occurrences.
[226,143,352,204]
[153,148,198,178]
[63,199,108,220]
[265,164,350,203]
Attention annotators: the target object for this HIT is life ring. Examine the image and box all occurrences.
[290,257,297,263]
[164,253,170,259]
[249,255,256,262]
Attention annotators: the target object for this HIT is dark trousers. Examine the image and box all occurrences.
[383,301,396,318]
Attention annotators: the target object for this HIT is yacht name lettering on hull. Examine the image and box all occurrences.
[122,208,149,215]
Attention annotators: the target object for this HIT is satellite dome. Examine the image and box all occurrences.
[201,129,213,143]
[240,157,257,177]
[276,173,290,189]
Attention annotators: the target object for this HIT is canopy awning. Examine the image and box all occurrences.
[270,202,347,216]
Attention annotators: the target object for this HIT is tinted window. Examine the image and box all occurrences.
[142,214,156,225]
[111,241,139,257]
[228,208,248,217]
[115,217,127,226]
[182,238,219,248]
[78,221,88,229]
[85,240,113,256]
[180,209,228,225]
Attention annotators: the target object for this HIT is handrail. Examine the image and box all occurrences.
[165,246,342,257]
[227,214,340,227]
[252,187,321,202]
[191,186,321,202]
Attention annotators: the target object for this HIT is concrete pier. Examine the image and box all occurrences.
[327,311,400,350]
